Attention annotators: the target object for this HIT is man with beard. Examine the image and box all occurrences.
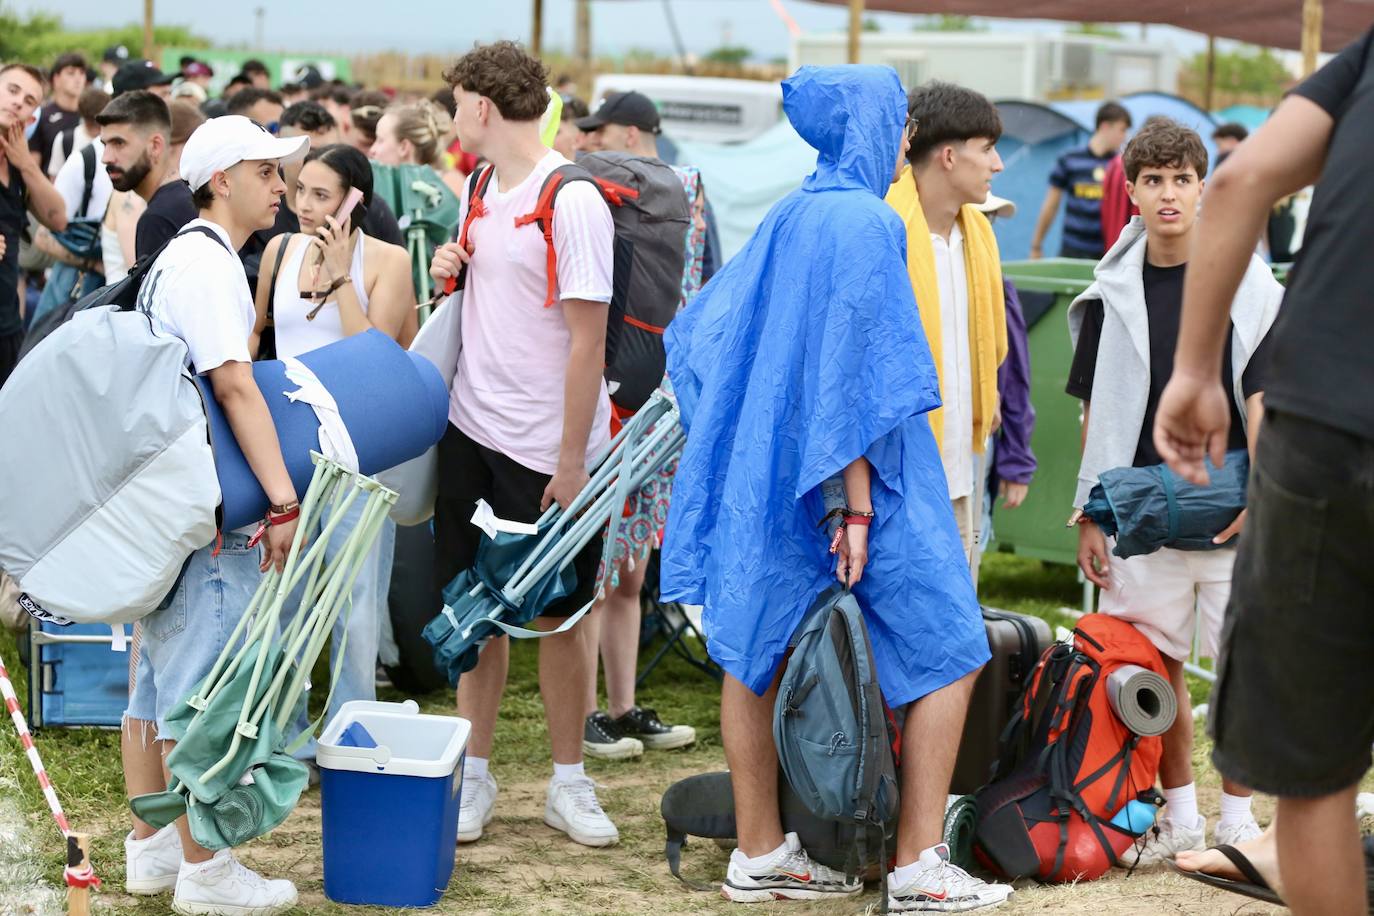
[0,62,68,388]
[96,90,196,260]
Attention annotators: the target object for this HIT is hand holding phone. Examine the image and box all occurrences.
[334,186,365,225]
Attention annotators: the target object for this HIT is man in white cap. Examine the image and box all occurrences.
[121,115,308,916]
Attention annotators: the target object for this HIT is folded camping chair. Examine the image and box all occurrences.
[636,550,720,687]
[369,162,459,318]
[130,454,397,850]
[424,393,686,685]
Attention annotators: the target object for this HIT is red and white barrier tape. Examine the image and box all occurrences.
[0,656,70,837]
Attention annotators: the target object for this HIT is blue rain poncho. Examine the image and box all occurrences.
[660,65,989,708]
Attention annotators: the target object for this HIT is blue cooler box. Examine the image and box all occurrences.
[28,622,131,728]
[317,700,470,907]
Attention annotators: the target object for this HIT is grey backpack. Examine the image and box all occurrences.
[518,151,690,412]
[775,584,901,882]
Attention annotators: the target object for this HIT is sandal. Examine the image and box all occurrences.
[1169,844,1283,906]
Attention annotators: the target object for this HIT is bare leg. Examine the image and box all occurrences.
[896,667,981,863]
[1278,787,1365,916]
[457,636,510,760]
[1158,657,1194,791]
[600,560,648,718]
[122,719,166,840]
[722,672,784,858]
[583,602,604,715]
[538,616,594,765]
[161,740,213,864]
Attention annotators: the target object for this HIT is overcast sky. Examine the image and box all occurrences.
[17,0,1220,60]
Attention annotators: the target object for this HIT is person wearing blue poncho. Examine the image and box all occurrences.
[660,66,1004,910]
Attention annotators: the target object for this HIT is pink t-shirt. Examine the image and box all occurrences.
[448,150,614,474]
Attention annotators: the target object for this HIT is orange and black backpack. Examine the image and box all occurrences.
[972,613,1168,883]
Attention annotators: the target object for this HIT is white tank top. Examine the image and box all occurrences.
[101,224,128,283]
[272,234,370,360]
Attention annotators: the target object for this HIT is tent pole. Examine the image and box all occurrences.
[1205,35,1216,112]
[1301,0,1322,76]
[142,0,155,60]
[847,0,864,64]
[531,0,543,56]
[576,0,592,98]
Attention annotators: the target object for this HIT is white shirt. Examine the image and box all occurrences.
[53,138,112,221]
[48,121,98,180]
[449,149,614,475]
[931,222,974,501]
[272,234,371,361]
[136,218,255,375]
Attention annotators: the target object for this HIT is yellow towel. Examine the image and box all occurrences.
[885,165,1008,454]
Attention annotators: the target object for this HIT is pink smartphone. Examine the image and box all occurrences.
[334,187,364,223]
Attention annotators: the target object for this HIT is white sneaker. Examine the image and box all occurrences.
[458,771,498,844]
[888,844,1013,912]
[721,832,861,902]
[1214,817,1263,847]
[125,823,184,895]
[1118,815,1206,869]
[171,849,297,916]
[544,775,619,847]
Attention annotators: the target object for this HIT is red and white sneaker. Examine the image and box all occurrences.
[888,844,1013,912]
[721,832,861,902]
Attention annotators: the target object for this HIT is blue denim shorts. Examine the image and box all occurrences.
[126,531,264,732]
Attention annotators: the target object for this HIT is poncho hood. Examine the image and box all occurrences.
[785,65,905,198]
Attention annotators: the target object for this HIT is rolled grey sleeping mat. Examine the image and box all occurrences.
[1106,664,1177,737]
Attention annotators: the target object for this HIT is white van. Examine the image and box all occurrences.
[589,74,783,144]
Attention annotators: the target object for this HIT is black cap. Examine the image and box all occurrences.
[576,91,661,135]
[102,45,130,65]
[112,59,173,96]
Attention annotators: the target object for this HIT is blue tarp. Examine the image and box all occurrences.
[990,92,1220,261]
[660,65,987,708]
[1213,104,1271,131]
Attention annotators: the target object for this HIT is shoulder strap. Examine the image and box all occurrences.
[121,225,232,313]
[79,143,97,217]
[514,164,605,309]
[266,233,293,322]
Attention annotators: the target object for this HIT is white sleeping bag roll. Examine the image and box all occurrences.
[0,306,220,625]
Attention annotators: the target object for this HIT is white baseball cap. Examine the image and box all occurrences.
[179,115,309,192]
[977,193,1016,219]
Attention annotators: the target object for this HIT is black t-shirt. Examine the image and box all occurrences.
[28,103,80,177]
[1066,261,1272,467]
[0,163,27,338]
[1265,26,1374,440]
[134,181,198,262]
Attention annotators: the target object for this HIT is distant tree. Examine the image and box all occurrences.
[1187,45,1291,97]
[1068,22,1126,38]
[862,16,882,33]
[0,8,208,68]
[912,15,984,32]
[704,45,751,67]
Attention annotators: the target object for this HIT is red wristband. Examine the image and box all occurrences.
[843,515,873,527]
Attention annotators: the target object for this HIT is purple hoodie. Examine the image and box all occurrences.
[994,280,1036,485]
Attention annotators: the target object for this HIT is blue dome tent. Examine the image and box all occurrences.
[991,92,1220,261]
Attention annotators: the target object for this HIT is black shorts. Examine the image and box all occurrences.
[0,328,22,390]
[1209,409,1374,796]
[433,423,603,620]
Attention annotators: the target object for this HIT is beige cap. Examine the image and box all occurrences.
[977,193,1016,218]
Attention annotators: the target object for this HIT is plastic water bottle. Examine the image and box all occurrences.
[1110,799,1158,834]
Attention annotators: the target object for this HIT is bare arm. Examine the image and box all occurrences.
[207,361,300,570]
[1029,187,1062,258]
[541,298,609,511]
[3,122,66,232]
[111,192,145,267]
[835,455,872,586]
[358,242,416,342]
[1174,95,1332,381]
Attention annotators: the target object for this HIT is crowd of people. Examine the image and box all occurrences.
[0,22,1370,916]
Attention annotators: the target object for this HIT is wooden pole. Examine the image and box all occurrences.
[531,0,543,57]
[142,0,155,61]
[1301,0,1323,76]
[576,0,592,97]
[847,0,864,64]
[1204,35,1216,112]
[66,833,91,916]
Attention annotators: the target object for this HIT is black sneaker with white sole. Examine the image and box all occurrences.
[583,711,644,760]
[613,705,696,750]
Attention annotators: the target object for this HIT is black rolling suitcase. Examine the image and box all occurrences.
[950,607,1055,795]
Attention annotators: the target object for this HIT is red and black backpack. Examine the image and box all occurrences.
[972,613,1168,883]
[458,152,690,414]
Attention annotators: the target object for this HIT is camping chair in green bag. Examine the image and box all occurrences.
[130,454,397,850]
[370,162,459,320]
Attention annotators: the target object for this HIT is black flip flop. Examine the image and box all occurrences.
[1169,844,1284,906]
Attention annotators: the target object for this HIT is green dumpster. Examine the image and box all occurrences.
[991,258,1098,567]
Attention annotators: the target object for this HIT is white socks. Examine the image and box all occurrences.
[1163,783,1200,829]
[552,761,585,784]
[1218,791,1255,829]
[463,756,489,782]
[891,844,947,886]
[732,836,789,869]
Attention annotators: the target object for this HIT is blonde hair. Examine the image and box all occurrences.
[385,99,452,167]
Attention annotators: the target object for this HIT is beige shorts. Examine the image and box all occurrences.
[1097,543,1236,661]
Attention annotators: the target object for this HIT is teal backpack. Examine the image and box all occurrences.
[774,584,901,884]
